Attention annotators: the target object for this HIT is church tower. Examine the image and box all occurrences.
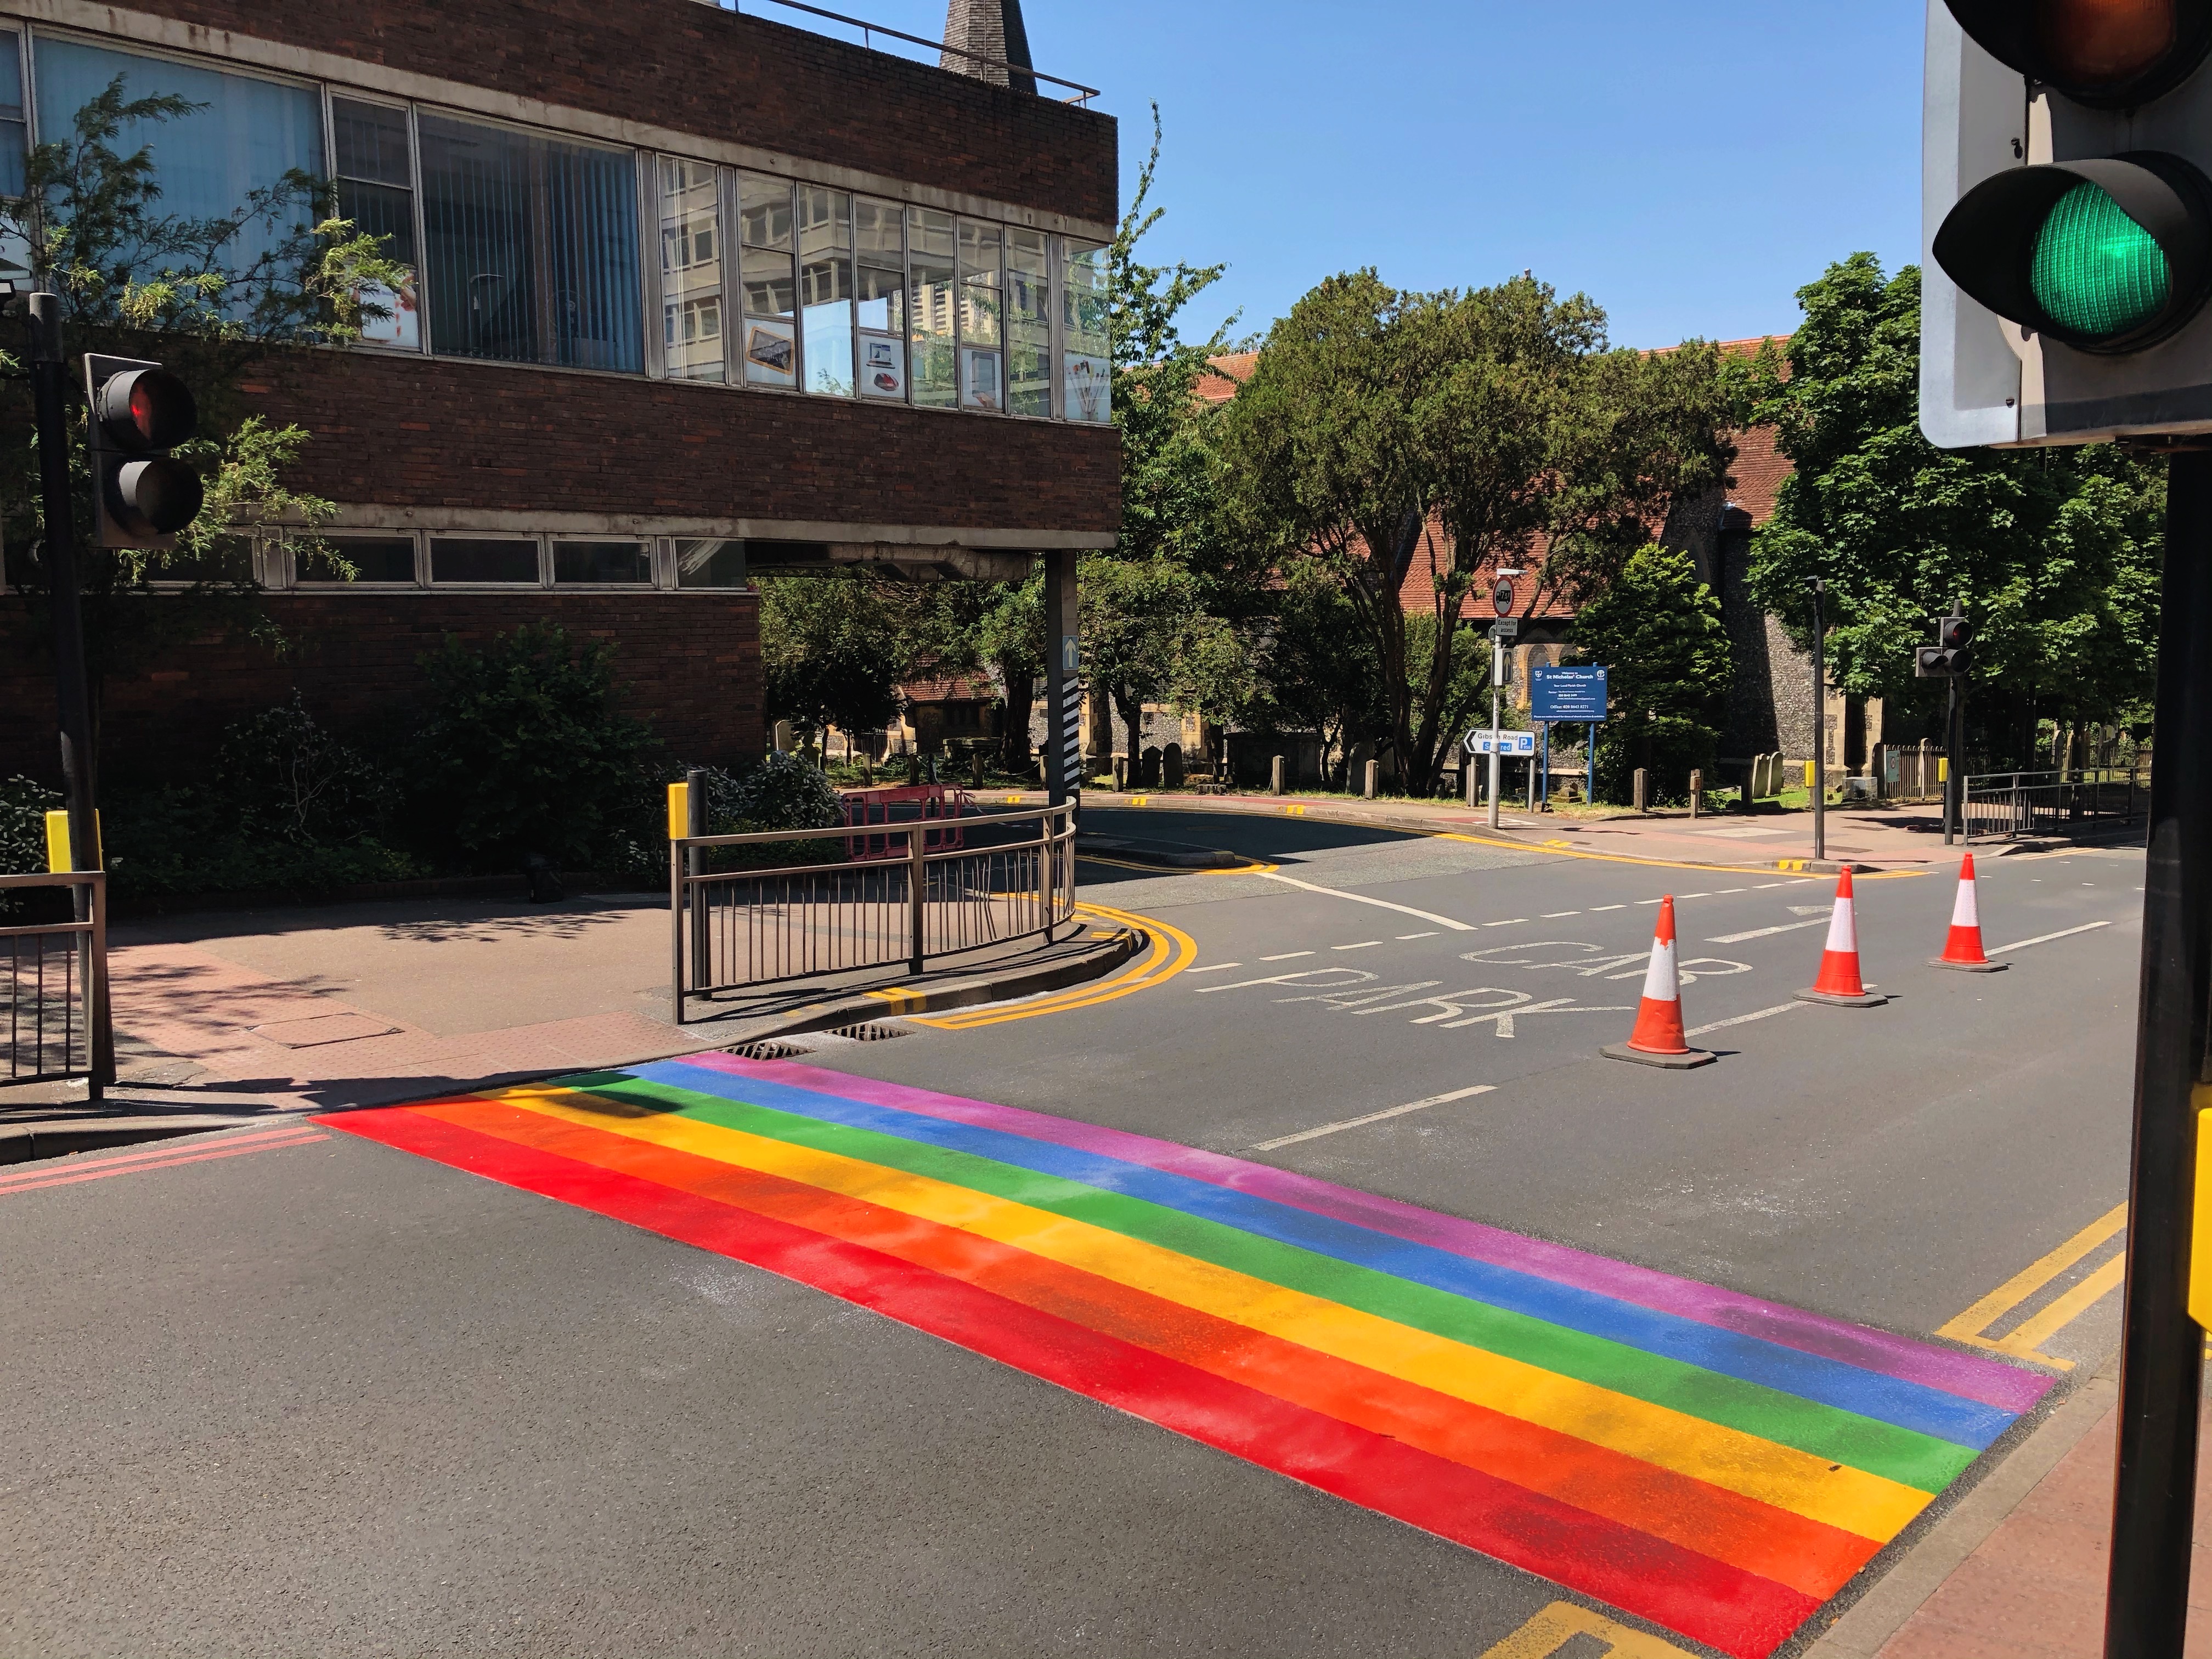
[940,0,1036,95]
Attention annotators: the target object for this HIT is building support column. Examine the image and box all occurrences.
[1044,549,1081,809]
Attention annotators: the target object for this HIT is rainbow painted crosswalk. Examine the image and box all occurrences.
[323,1057,2051,1658]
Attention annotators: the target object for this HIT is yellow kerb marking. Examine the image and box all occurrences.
[864,986,926,1013]
[913,901,1198,1030]
[1479,1600,1699,1658]
[2192,1089,2212,1330]
[1938,1201,2129,1370]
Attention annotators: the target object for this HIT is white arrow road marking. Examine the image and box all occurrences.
[1250,1085,1498,1151]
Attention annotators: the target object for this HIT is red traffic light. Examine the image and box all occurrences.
[1946,0,2212,106]
[94,366,196,452]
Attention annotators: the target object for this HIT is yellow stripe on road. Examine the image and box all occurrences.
[1481,1601,1699,1659]
[915,901,1198,1030]
[1937,1203,2128,1372]
[479,1086,1929,1542]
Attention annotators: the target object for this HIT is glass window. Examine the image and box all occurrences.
[430,537,541,584]
[1062,239,1111,424]
[296,534,417,584]
[854,198,907,402]
[738,172,797,388]
[675,538,748,589]
[658,157,724,382]
[418,114,642,373]
[331,100,419,350]
[959,219,1002,412]
[908,207,956,409]
[32,38,324,307]
[1007,229,1051,418]
[798,186,853,397]
[553,539,651,584]
[0,33,26,198]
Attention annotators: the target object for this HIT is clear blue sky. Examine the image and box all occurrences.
[745,0,1928,350]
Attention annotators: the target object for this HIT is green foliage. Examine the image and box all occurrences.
[0,774,61,878]
[757,573,970,740]
[407,625,659,871]
[1746,253,2163,754]
[718,751,842,834]
[1568,544,1731,803]
[213,692,390,845]
[1216,270,1735,794]
[102,784,420,904]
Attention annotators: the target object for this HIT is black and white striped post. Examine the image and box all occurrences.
[1045,548,1081,811]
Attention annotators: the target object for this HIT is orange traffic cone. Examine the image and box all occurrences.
[1930,854,2007,972]
[1602,896,1716,1069]
[1795,868,1888,1007]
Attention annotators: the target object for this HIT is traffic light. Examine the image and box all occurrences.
[1917,613,1976,677]
[1922,2,2212,449]
[83,353,202,548]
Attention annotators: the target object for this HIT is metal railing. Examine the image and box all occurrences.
[1963,767,2145,844]
[670,804,1076,1020]
[731,0,1101,103]
[2,870,113,1092]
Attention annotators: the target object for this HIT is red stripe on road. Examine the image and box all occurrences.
[0,1129,325,1197]
[326,1104,1818,1658]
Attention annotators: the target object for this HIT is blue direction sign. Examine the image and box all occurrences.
[1531,665,1608,721]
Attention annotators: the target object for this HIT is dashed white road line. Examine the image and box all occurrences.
[1185,962,1243,974]
[1707,917,1830,945]
[1397,932,1439,940]
[1485,918,1528,927]
[1755,882,1796,889]
[1332,940,1385,951]
[1683,1002,1803,1039]
[1714,888,1746,895]
[1541,911,1581,918]
[1256,870,1477,933]
[1250,1085,1498,1152]
[1990,921,2113,955]
[1592,904,1626,912]
[1260,951,1316,962]
[1679,893,1712,899]
[1635,898,1663,906]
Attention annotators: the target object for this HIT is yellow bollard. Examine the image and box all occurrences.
[44,808,100,872]
[666,782,690,841]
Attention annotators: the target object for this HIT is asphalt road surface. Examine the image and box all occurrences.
[0,809,2146,1658]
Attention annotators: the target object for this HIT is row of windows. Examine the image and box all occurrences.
[0,27,1113,422]
[234,532,755,591]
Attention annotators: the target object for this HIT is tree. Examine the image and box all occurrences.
[973,569,1045,772]
[0,78,407,744]
[1567,544,1731,801]
[1747,253,2163,762]
[1217,272,1733,794]
[756,573,945,742]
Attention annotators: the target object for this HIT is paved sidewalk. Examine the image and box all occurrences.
[1808,1355,2212,1659]
[1047,788,2141,870]
[5,889,1130,1123]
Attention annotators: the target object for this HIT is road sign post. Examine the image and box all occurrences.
[1487,575,1520,832]
[2104,449,2212,1659]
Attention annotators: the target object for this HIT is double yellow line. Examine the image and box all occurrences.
[915,901,1198,1030]
[1937,1203,2128,1370]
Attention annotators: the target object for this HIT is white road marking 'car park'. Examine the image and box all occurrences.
[1197,968,1628,1038]
[1458,941,1754,985]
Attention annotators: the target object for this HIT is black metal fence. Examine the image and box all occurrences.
[2,871,113,1091]
[1963,767,2145,844]
[669,805,1076,1020]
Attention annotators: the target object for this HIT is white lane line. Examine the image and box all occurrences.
[1260,950,1316,962]
[1715,888,1746,895]
[1257,870,1477,932]
[1990,921,2113,955]
[1485,918,1528,927]
[1707,917,1830,945]
[1542,911,1581,918]
[1679,892,1712,899]
[1636,898,1663,905]
[1184,962,1244,974]
[1684,1002,1803,1039]
[1396,932,1439,940]
[1592,904,1627,912]
[1250,1085,1498,1152]
[1332,940,1385,951]
[1755,882,1796,889]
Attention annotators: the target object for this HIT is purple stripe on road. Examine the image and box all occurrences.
[675,1052,2053,1415]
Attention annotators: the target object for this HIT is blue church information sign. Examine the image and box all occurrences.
[1530,665,1607,722]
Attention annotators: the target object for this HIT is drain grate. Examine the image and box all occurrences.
[723,1040,812,1062]
[826,1022,910,1042]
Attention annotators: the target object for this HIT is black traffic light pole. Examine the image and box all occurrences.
[27,294,100,888]
[2105,448,2212,1659]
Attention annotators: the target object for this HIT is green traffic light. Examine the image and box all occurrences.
[2032,179,2172,338]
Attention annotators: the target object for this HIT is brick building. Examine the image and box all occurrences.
[0,0,1117,785]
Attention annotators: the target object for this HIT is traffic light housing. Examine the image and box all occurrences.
[1922,2,2212,448]
[83,354,202,548]
[1918,614,1976,677]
